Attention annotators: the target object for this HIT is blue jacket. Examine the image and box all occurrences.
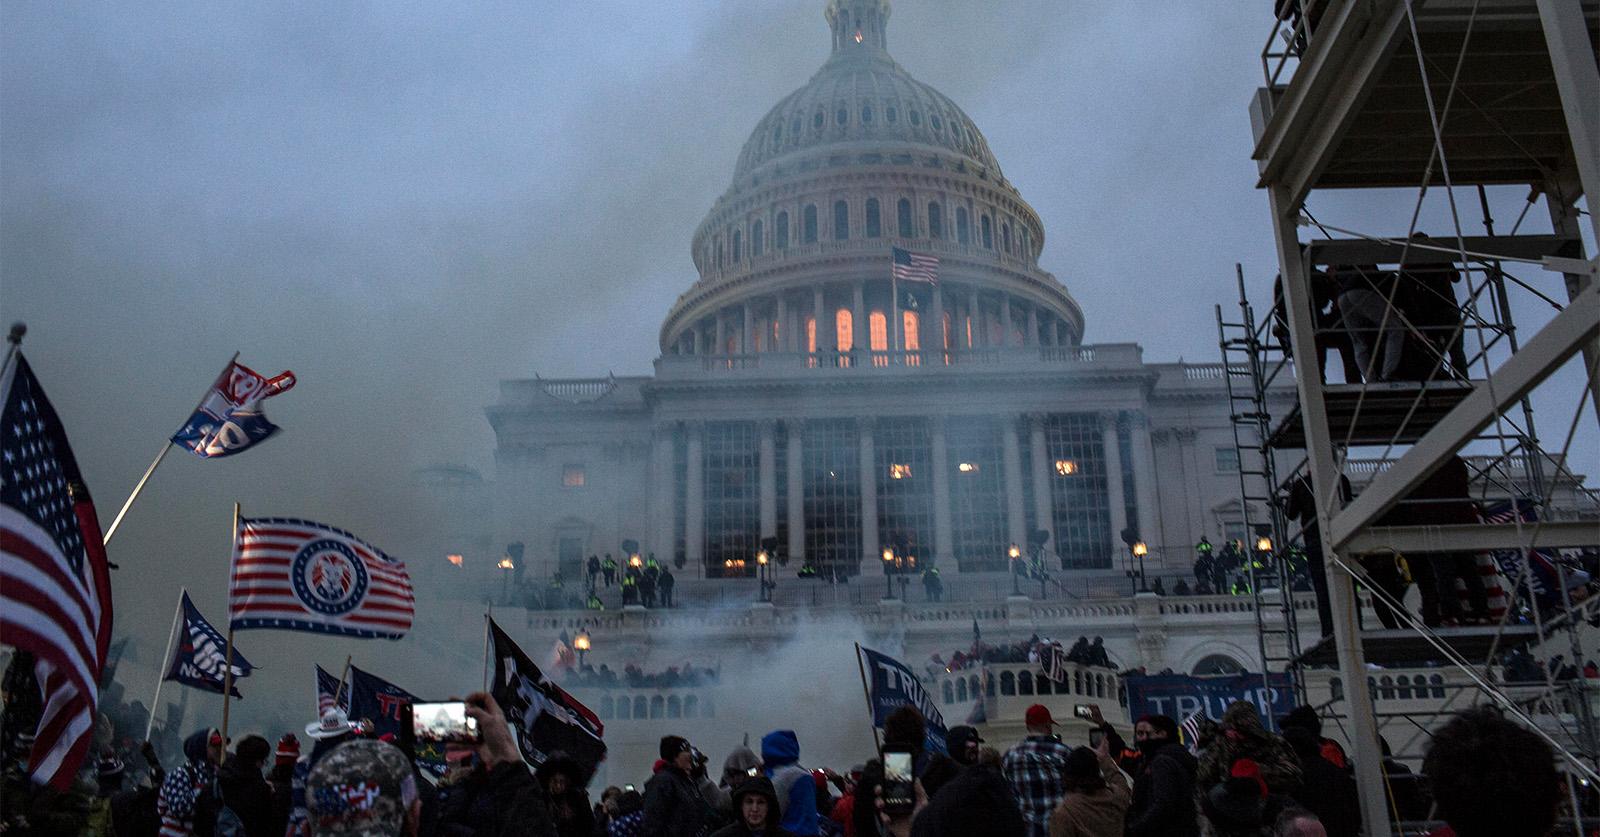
[760,731,818,837]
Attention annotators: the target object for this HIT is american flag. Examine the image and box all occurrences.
[229,517,413,639]
[0,354,114,788]
[892,247,940,284]
[1039,639,1069,684]
[315,664,350,714]
[1180,711,1203,754]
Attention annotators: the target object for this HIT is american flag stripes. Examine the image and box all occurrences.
[0,354,114,789]
[892,247,940,284]
[1180,711,1203,753]
[315,664,349,714]
[229,517,414,639]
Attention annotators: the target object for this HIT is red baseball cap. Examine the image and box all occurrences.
[1024,704,1057,727]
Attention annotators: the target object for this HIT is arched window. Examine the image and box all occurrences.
[836,107,848,127]
[1018,671,1034,695]
[1429,674,1445,698]
[942,681,954,704]
[814,110,825,131]
[803,205,818,243]
[775,211,789,249]
[650,696,664,719]
[1036,676,1051,695]
[1096,675,1107,698]
[903,311,920,352]
[731,229,741,263]
[751,220,764,257]
[667,696,682,718]
[928,202,943,239]
[1192,655,1245,676]
[1000,672,1015,695]
[790,117,801,139]
[957,679,968,702]
[772,124,782,146]
[599,696,614,720]
[632,696,646,718]
[865,198,881,238]
[835,308,854,352]
[910,110,921,126]
[980,215,993,249]
[897,198,914,237]
[834,200,849,240]
[685,695,699,718]
[931,114,943,131]
[806,316,817,353]
[1395,676,1412,700]
[1378,676,1394,700]
[616,696,630,720]
[862,105,873,124]
[1073,671,1083,694]
[1002,222,1011,254]
[956,208,970,245]
[869,311,888,352]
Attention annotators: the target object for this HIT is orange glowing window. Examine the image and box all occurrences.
[836,309,853,352]
[889,463,912,479]
[1054,459,1078,476]
[772,318,780,349]
[446,554,464,567]
[941,312,952,351]
[965,315,973,348]
[869,312,888,352]
[903,311,920,351]
[562,464,586,487]
[806,317,816,353]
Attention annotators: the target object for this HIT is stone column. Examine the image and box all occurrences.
[742,301,755,355]
[813,287,829,353]
[776,294,789,352]
[1126,412,1161,557]
[1026,304,1039,348]
[785,419,805,571]
[1027,413,1055,550]
[758,420,777,540]
[968,288,981,347]
[999,294,1012,347]
[858,418,880,576]
[930,284,946,357]
[852,281,868,357]
[692,325,704,355]
[684,422,705,575]
[999,415,1028,552]
[651,424,676,560]
[929,416,956,571]
[1101,412,1128,552]
[1040,313,1054,347]
[714,313,726,356]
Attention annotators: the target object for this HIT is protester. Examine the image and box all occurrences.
[537,752,598,837]
[219,734,277,837]
[608,790,646,837]
[1273,808,1328,837]
[304,739,418,837]
[157,728,223,837]
[709,776,792,837]
[721,746,763,798]
[1422,707,1559,837]
[761,730,818,837]
[269,735,300,836]
[1045,739,1128,837]
[1123,714,1198,837]
[1201,759,1288,837]
[433,692,558,837]
[642,736,722,837]
[1280,728,1357,837]
[1276,706,1347,771]
[1000,705,1072,837]
[286,708,365,837]
[1196,702,1302,801]
[906,745,1024,837]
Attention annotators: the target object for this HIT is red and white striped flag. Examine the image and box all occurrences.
[892,247,940,284]
[0,354,114,788]
[229,517,413,639]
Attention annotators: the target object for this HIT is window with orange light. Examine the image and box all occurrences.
[562,464,586,487]
[869,311,888,352]
[806,316,817,353]
[836,309,853,352]
[446,554,464,567]
[903,311,920,351]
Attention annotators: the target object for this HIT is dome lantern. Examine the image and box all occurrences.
[825,0,890,55]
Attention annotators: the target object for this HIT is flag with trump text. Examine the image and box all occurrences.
[171,358,295,459]
[229,517,414,639]
[163,592,252,698]
[0,354,114,789]
[857,645,948,755]
[346,665,446,776]
[490,619,606,780]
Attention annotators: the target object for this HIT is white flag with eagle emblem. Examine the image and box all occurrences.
[229,517,414,639]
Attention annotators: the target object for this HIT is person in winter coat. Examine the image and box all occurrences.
[267,735,299,837]
[1046,742,1128,837]
[761,731,818,837]
[219,735,277,837]
[1280,729,1357,837]
[157,728,223,837]
[1196,702,1302,802]
[1201,759,1291,837]
[709,776,793,837]
[642,736,721,837]
[720,747,763,799]
[1123,715,1199,837]
[607,790,645,837]
[433,692,559,837]
[536,752,599,837]
[907,753,1026,837]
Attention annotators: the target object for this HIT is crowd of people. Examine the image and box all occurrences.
[930,636,1115,675]
[5,673,1576,837]
[564,664,722,691]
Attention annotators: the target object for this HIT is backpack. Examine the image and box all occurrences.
[191,780,245,837]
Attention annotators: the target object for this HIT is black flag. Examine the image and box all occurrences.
[489,619,606,779]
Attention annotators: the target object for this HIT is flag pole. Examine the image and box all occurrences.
[1,322,24,382]
[220,502,240,741]
[145,589,186,741]
[891,267,900,359]
[853,642,882,754]
[104,351,240,546]
[481,608,493,692]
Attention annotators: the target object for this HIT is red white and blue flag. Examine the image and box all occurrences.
[229,517,414,639]
[315,664,350,714]
[0,354,114,789]
[891,247,940,284]
[171,359,295,459]
[163,591,252,698]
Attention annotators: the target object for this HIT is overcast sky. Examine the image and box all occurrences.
[3,1,1593,732]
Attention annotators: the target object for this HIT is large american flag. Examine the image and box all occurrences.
[0,354,114,788]
[229,517,413,639]
[892,246,940,284]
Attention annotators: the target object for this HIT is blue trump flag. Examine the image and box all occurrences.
[857,645,947,755]
[346,666,446,777]
[163,592,253,698]
[171,359,295,458]
[1122,672,1294,724]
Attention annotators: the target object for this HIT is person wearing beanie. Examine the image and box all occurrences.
[709,776,793,837]
[1046,740,1129,837]
[1197,702,1302,802]
[1279,728,1357,837]
[760,730,818,837]
[1201,759,1290,837]
[1277,706,1347,770]
[157,728,224,837]
[642,735,720,837]
[270,734,300,836]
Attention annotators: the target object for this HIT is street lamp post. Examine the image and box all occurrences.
[882,547,897,599]
[1254,536,1273,591]
[1008,544,1022,596]
[756,549,770,602]
[574,629,591,668]
[497,556,515,605]
[1131,541,1149,593]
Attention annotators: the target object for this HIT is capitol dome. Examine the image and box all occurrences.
[661,0,1084,358]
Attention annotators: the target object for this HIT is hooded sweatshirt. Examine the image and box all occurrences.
[709,777,794,837]
[761,731,818,837]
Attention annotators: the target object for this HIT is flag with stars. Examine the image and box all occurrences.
[170,358,295,459]
[163,591,252,698]
[0,354,114,789]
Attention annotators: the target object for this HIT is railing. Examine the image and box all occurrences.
[1260,0,1326,88]
[692,236,1040,287]
[928,661,1121,709]
[538,377,617,402]
[655,344,1145,378]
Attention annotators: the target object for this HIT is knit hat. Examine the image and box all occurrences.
[1203,759,1269,830]
[277,734,302,765]
[660,735,692,763]
[307,740,418,837]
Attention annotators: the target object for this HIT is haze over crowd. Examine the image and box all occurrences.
[3,0,1593,733]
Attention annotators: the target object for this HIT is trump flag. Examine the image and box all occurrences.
[164,592,252,698]
[171,359,295,458]
[229,517,414,639]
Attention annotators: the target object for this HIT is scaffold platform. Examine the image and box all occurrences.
[1295,624,1539,668]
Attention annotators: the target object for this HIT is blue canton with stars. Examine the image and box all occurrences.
[1,356,87,574]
